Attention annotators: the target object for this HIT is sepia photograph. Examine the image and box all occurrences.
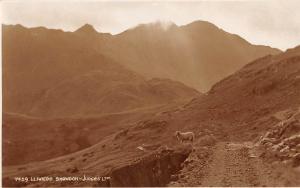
[1,0,300,187]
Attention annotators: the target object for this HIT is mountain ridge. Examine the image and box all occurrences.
[3,23,201,117]
[2,20,281,117]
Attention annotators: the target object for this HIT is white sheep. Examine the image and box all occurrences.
[175,131,195,143]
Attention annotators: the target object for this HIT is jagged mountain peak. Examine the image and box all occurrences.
[75,23,98,34]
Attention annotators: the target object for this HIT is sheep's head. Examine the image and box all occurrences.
[174,131,182,141]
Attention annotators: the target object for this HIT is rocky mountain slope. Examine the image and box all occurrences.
[104,21,281,91]
[3,42,299,186]
[3,24,200,117]
[3,21,280,117]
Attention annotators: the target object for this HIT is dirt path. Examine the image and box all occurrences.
[170,142,286,187]
[201,142,272,186]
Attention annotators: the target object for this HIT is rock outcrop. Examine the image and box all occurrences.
[257,109,300,166]
[108,146,192,187]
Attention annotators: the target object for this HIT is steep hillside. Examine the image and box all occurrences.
[2,24,200,117]
[2,24,114,114]
[3,21,280,117]
[3,100,187,166]
[103,21,281,91]
[171,45,300,141]
[3,44,299,186]
[29,72,199,117]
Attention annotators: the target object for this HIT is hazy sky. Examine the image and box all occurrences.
[1,0,300,50]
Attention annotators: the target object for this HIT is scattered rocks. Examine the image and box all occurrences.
[82,152,94,157]
[257,110,300,167]
[136,146,146,152]
[114,129,129,140]
[170,174,179,181]
[68,157,75,162]
[168,181,182,187]
[167,145,213,186]
[134,120,168,131]
[66,167,79,173]
[136,144,164,152]
[142,143,162,151]
[279,146,290,154]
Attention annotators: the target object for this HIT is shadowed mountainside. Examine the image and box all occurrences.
[3,24,200,117]
[3,100,187,166]
[101,21,281,91]
[3,21,280,117]
[3,45,300,187]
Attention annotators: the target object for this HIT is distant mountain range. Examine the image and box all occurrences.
[2,21,280,117]
[3,23,199,117]
[99,21,281,91]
